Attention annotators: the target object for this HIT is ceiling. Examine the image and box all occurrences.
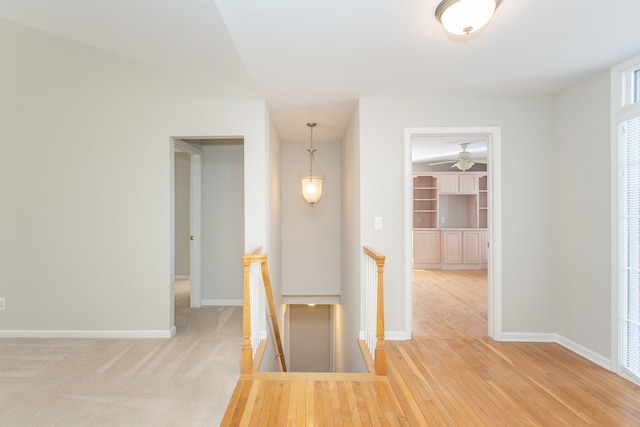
[1,0,639,143]
[412,135,487,164]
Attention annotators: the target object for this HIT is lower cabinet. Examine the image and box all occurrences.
[442,231,462,265]
[413,229,487,270]
[462,230,482,264]
[413,230,441,269]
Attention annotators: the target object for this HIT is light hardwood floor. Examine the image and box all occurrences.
[222,269,640,425]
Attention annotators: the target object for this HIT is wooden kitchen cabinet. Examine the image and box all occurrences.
[438,173,478,194]
[412,172,488,270]
[413,230,441,269]
[462,230,482,264]
[442,231,462,265]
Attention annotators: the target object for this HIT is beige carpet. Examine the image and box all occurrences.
[0,280,242,426]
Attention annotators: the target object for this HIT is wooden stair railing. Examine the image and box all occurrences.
[363,246,387,376]
[241,247,287,374]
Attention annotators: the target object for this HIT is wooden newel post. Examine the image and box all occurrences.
[375,256,387,376]
[241,256,252,374]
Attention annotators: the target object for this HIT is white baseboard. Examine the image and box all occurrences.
[556,334,611,370]
[386,330,410,340]
[175,275,190,281]
[202,299,243,306]
[359,330,408,341]
[501,332,557,342]
[0,329,174,339]
[502,332,611,370]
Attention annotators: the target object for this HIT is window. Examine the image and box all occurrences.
[615,55,640,384]
[618,116,640,381]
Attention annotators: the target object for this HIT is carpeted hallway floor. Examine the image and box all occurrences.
[0,280,242,426]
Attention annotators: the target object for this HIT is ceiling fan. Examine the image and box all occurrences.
[429,143,477,171]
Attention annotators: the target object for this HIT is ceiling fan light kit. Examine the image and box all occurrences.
[454,159,475,171]
[429,143,477,171]
[435,0,502,35]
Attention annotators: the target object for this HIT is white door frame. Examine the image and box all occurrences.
[173,139,203,308]
[404,127,503,340]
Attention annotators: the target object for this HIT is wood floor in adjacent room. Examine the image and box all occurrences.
[223,269,640,426]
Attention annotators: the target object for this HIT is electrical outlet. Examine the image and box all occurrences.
[0,298,5,311]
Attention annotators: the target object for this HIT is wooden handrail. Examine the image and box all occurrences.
[241,247,287,374]
[363,246,387,376]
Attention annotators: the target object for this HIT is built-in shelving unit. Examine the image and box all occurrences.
[412,172,488,270]
[413,175,438,228]
[478,175,488,229]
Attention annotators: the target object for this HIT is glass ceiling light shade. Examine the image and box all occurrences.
[435,0,501,35]
[300,123,325,205]
[454,159,475,171]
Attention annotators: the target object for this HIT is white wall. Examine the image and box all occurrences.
[174,152,190,278]
[0,17,268,336]
[201,144,244,304]
[358,96,557,337]
[281,139,341,297]
[260,116,284,372]
[554,70,612,358]
[290,305,332,372]
[336,107,367,373]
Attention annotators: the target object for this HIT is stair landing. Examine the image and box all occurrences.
[220,372,406,426]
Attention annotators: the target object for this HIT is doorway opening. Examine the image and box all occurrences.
[171,137,244,333]
[404,127,502,340]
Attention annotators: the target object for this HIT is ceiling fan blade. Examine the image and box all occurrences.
[429,160,456,165]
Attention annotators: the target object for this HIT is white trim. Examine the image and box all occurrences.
[556,335,611,370]
[404,126,502,340]
[175,275,190,281]
[611,61,622,376]
[384,331,409,341]
[189,152,203,308]
[0,329,175,339]
[202,299,243,306]
[501,332,557,342]
[172,138,203,309]
[611,54,640,380]
[358,330,407,341]
[502,332,611,371]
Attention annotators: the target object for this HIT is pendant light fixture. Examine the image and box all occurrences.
[300,122,325,205]
[435,0,501,35]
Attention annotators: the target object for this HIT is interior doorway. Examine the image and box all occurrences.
[173,139,203,309]
[404,127,502,340]
[171,137,246,328]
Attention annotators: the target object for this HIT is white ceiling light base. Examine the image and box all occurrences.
[436,0,501,35]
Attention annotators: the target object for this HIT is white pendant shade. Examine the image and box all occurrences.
[436,0,500,35]
[300,176,324,205]
[300,122,325,205]
[454,159,475,171]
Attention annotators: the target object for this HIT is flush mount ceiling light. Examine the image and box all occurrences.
[435,0,502,35]
[300,123,325,205]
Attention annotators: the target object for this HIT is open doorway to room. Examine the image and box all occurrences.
[171,137,245,333]
[404,127,502,340]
